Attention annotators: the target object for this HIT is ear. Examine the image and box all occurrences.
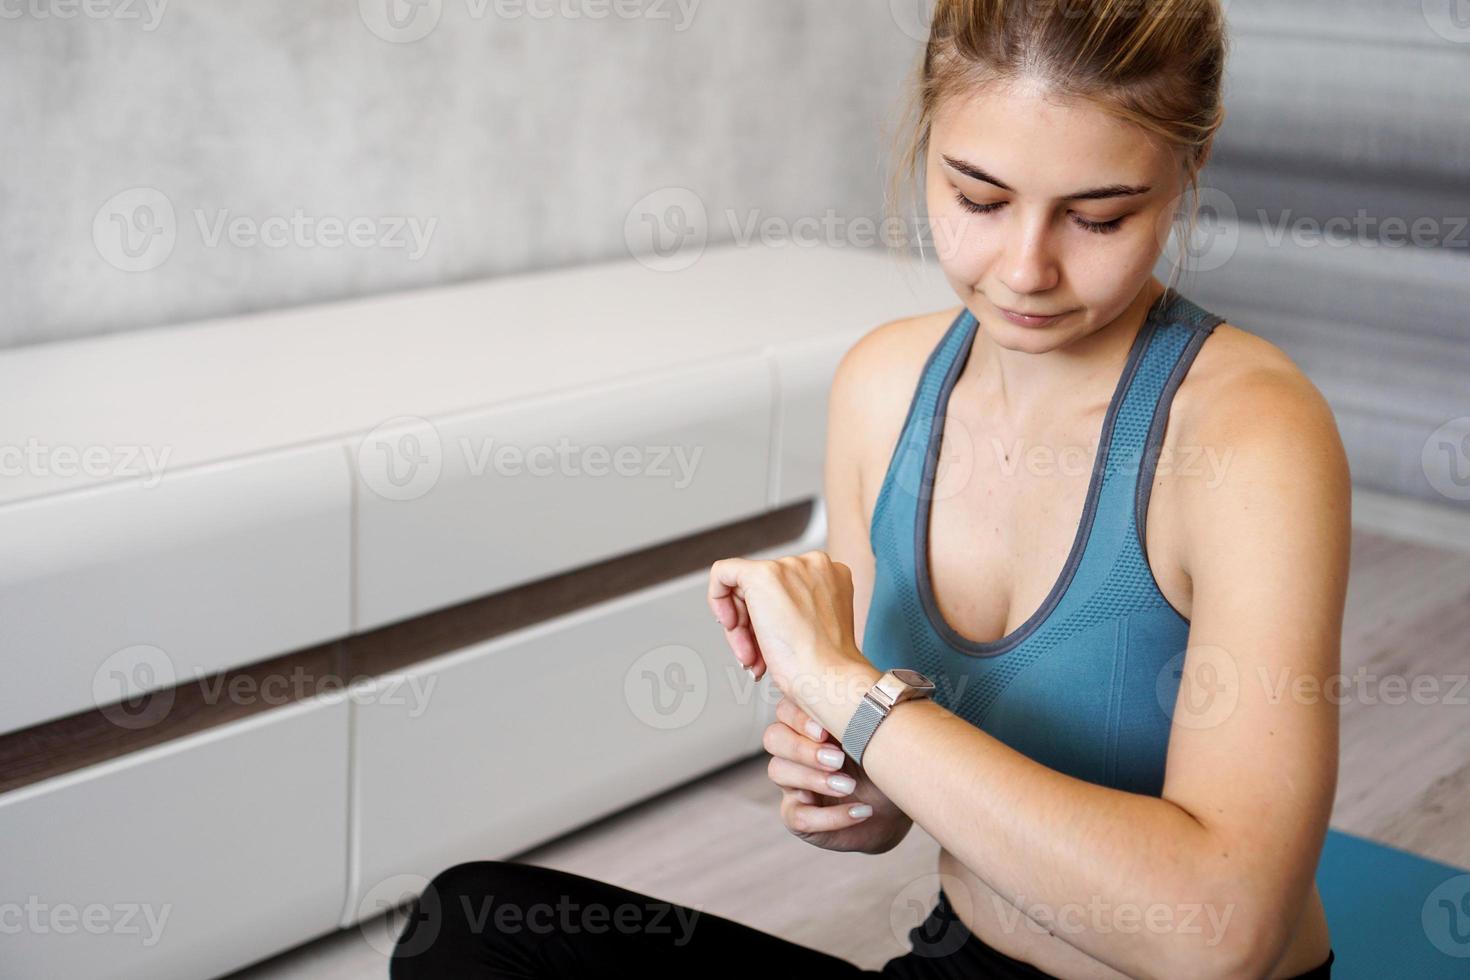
[1195,140,1215,172]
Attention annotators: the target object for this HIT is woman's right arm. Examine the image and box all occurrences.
[762,322,916,854]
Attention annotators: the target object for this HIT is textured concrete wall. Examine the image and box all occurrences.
[1,0,926,348]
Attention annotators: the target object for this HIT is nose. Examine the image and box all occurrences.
[997,214,1060,296]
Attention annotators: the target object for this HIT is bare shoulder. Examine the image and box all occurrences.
[832,306,960,397]
[1170,319,1352,534]
[828,306,965,499]
[1173,321,1344,450]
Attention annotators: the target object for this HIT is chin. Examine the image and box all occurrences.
[986,317,1068,353]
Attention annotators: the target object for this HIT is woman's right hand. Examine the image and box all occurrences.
[764,693,913,854]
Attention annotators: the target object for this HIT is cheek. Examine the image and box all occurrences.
[1062,233,1165,313]
[1095,224,1165,281]
[1060,245,1141,297]
[1065,215,1166,276]
[926,197,992,280]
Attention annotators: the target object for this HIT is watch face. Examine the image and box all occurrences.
[891,668,936,692]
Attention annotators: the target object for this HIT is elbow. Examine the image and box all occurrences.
[1148,890,1290,980]
[1147,946,1251,980]
[1149,941,1267,980]
[1227,929,1295,980]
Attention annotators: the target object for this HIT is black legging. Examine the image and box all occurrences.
[387,859,1335,979]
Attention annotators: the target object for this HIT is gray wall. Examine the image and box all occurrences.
[1174,0,1470,508]
[1,0,924,348]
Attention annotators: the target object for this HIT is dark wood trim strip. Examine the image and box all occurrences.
[0,499,816,796]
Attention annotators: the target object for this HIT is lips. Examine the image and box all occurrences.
[996,304,1067,327]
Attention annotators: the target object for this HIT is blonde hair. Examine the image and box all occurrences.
[884,0,1230,297]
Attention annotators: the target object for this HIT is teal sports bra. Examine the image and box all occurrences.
[862,288,1225,797]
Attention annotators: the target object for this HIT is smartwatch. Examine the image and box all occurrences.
[841,668,936,766]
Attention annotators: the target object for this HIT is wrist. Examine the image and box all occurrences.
[805,659,881,743]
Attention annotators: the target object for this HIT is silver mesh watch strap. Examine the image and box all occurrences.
[841,694,887,767]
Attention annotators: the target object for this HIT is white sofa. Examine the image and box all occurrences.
[0,243,954,979]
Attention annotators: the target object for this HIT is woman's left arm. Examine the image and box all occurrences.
[801,368,1352,980]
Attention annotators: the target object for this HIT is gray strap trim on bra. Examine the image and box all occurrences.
[1133,301,1228,572]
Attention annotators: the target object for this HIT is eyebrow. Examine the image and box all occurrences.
[942,154,1152,201]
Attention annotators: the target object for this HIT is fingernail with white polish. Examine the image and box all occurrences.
[805,720,825,741]
[848,804,872,819]
[827,774,856,794]
[817,748,844,769]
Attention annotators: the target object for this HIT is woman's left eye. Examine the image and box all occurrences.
[953,192,1004,216]
[952,192,1126,236]
[1071,213,1126,235]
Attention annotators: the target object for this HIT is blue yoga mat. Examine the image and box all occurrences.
[1316,828,1470,978]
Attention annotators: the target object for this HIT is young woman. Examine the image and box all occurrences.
[391,1,1348,977]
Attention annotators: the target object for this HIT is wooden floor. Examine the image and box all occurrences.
[228,490,1470,979]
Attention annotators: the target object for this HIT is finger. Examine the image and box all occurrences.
[782,788,842,813]
[708,559,764,674]
[775,693,827,743]
[782,792,874,834]
[707,557,758,631]
[727,591,768,680]
[768,755,856,799]
[763,719,846,772]
[780,785,838,810]
[722,600,767,681]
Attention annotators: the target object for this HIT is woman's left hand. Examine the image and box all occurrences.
[706,550,872,709]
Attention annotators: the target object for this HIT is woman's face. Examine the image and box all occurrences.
[925,77,1186,353]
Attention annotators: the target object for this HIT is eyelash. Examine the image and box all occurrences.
[952,192,1126,235]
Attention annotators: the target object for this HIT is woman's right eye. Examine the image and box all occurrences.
[953,192,1004,215]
